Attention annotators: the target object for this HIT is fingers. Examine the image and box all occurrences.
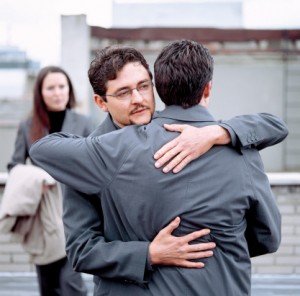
[157,150,185,173]
[172,155,193,174]
[188,242,216,252]
[151,224,215,268]
[153,124,187,163]
[175,260,205,269]
[154,124,201,173]
[154,140,179,164]
[185,250,214,260]
[163,124,186,132]
[163,153,193,174]
[181,228,211,244]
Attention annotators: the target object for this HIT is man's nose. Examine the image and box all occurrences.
[131,89,143,103]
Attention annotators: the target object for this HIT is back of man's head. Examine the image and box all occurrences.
[154,39,214,108]
[88,45,153,99]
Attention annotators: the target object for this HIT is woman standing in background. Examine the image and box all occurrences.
[7,66,93,296]
[8,65,94,170]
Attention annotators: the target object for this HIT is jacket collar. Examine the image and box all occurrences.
[153,105,216,123]
[61,109,72,132]
[90,114,119,137]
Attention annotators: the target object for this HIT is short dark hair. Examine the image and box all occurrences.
[88,45,153,100]
[154,39,214,108]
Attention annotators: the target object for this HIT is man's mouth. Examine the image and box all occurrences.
[131,107,148,115]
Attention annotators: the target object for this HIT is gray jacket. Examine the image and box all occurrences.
[7,109,94,171]
[30,106,286,296]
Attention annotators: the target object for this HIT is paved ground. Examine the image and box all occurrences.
[0,273,94,296]
[0,273,299,295]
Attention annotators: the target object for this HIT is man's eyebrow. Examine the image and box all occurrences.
[114,79,151,92]
[114,86,130,93]
[138,79,151,84]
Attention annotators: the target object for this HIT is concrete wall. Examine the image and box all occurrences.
[1,16,299,172]
[61,14,91,115]
[252,179,300,274]
[0,173,299,275]
[211,54,286,172]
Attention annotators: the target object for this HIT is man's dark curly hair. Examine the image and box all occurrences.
[88,45,153,100]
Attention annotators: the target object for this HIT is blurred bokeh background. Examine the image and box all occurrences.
[1,0,300,173]
[1,0,300,172]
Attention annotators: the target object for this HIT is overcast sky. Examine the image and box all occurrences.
[0,0,299,66]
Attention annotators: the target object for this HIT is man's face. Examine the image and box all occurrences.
[94,62,155,128]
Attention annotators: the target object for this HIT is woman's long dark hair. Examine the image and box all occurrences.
[30,66,76,143]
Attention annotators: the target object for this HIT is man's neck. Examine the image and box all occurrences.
[109,114,121,130]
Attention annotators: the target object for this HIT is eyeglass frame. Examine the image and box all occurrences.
[102,81,154,101]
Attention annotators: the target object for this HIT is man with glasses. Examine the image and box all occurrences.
[31,44,287,295]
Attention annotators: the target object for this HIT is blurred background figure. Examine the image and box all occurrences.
[7,66,94,170]
[5,66,93,296]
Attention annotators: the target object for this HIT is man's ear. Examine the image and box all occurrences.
[199,81,212,107]
[203,81,212,98]
[94,95,109,112]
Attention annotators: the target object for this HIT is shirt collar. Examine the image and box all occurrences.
[153,105,216,123]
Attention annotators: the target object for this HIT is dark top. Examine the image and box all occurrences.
[48,110,66,134]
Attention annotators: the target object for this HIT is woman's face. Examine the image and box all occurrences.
[42,72,70,111]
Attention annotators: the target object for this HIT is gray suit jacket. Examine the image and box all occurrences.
[30,106,286,296]
[7,109,94,171]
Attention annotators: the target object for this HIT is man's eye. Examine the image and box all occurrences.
[139,83,149,90]
[117,90,130,97]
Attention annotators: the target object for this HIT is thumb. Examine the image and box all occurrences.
[163,124,185,133]
[164,217,181,234]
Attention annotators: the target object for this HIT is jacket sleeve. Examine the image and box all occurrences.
[7,122,29,172]
[63,187,151,283]
[219,113,288,151]
[30,117,153,283]
[243,149,281,257]
[29,132,110,195]
[63,115,152,283]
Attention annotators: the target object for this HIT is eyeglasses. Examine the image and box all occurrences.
[104,81,154,101]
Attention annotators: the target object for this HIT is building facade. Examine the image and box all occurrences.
[61,15,300,172]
